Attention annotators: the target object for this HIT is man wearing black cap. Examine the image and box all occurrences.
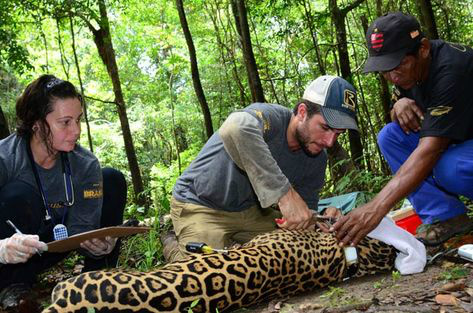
[163,75,359,262]
[333,11,473,247]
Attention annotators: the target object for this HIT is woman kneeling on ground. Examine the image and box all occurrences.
[0,75,127,310]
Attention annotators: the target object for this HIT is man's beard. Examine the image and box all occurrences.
[295,127,320,157]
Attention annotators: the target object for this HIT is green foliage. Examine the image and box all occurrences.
[150,142,202,215]
[439,266,470,282]
[322,159,392,201]
[321,286,364,307]
[187,299,201,313]
[391,270,401,282]
[120,228,163,271]
[372,278,384,289]
[63,252,83,268]
[3,0,473,270]
[0,70,22,132]
[373,271,401,289]
[0,1,32,73]
[6,0,473,203]
[321,286,346,302]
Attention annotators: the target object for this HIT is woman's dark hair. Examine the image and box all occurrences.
[293,99,321,118]
[16,74,81,149]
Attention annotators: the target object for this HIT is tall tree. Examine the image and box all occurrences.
[362,11,390,125]
[204,1,248,110]
[0,0,32,74]
[72,0,147,206]
[69,15,94,152]
[231,0,265,103]
[329,0,365,169]
[300,0,355,179]
[175,0,213,139]
[417,0,439,39]
[301,0,326,75]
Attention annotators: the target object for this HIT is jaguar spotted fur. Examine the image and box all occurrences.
[42,229,397,313]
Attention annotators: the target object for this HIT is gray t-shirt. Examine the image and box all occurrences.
[0,133,103,236]
[173,103,327,212]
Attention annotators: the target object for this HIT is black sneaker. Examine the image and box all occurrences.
[0,283,34,311]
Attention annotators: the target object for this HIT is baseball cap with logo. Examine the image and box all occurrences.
[363,12,423,73]
[303,75,358,131]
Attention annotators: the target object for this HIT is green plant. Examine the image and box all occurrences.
[62,252,83,270]
[322,161,392,201]
[119,225,163,271]
[373,278,385,289]
[187,299,201,313]
[439,266,470,281]
[391,270,401,282]
[321,286,346,301]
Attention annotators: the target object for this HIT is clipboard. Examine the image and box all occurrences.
[47,226,151,253]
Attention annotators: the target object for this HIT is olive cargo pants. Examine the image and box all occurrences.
[166,197,282,262]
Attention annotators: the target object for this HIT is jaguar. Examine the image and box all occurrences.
[42,229,396,313]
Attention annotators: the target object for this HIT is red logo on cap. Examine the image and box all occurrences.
[371,33,384,50]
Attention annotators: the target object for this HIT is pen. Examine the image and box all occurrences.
[6,220,42,256]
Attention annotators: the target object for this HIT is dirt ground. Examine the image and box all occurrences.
[242,261,473,313]
[242,234,473,313]
[5,240,473,313]
[20,257,473,313]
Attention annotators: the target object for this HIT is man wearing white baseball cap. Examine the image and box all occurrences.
[162,75,358,262]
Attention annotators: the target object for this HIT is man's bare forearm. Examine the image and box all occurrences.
[370,136,450,215]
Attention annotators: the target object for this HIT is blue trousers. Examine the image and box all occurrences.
[378,123,473,224]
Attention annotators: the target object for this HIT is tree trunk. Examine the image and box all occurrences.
[0,105,9,139]
[231,0,265,103]
[175,0,214,139]
[204,1,248,111]
[329,0,365,169]
[301,0,326,75]
[301,0,356,178]
[417,0,439,39]
[69,15,94,153]
[361,15,391,125]
[248,16,279,104]
[88,0,147,207]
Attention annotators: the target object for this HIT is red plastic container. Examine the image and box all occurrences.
[395,213,422,235]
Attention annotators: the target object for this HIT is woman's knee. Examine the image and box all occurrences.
[101,168,126,226]
[102,168,126,194]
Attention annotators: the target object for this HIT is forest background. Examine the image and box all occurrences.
[1,0,473,267]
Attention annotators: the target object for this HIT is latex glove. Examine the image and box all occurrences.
[390,97,424,134]
[0,234,48,264]
[276,187,313,230]
[80,236,117,257]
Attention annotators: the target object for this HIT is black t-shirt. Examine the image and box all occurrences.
[392,40,473,142]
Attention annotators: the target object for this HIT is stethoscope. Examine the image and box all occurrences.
[26,140,74,224]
